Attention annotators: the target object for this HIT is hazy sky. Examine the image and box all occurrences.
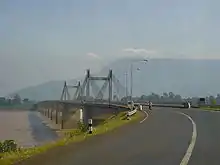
[0,0,220,95]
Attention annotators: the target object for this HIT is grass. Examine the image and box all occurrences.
[0,111,141,165]
[200,106,220,111]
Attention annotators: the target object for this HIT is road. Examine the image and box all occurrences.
[16,107,220,165]
[177,108,220,165]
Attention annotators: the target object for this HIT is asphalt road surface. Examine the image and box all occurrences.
[17,107,220,165]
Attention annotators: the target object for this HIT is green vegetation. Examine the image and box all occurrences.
[200,106,220,111]
[0,111,141,165]
[0,103,34,110]
[0,140,18,153]
[0,94,35,110]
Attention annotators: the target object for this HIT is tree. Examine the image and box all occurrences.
[23,98,29,102]
[174,94,182,102]
[140,95,147,100]
[216,94,220,105]
[168,92,175,99]
[163,92,168,98]
[209,96,216,105]
[12,94,21,104]
[113,95,119,101]
[211,99,216,105]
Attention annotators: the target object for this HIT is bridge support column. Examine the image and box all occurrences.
[79,108,83,123]
[44,109,47,116]
[50,109,53,120]
[60,104,68,129]
[55,108,58,124]
[47,108,50,118]
[61,117,64,129]
[83,105,92,126]
[61,110,64,129]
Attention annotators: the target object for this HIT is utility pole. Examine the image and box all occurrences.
[129,59,148,102]
[130,63,133,101]
[125,72,128,101]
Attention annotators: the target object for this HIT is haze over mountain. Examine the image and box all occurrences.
[13,58,220,101]
[1,1,220,97]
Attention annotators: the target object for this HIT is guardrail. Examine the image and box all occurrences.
[153,104,184,108]
[38,100,195,109]
[137,103,184,108]
[126,107,138,120]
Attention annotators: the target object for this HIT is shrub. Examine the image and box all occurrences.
[77,121,87,132]
[0,140,18,153]
[64,129,82,138]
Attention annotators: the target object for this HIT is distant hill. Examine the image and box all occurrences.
[13,58,220,101]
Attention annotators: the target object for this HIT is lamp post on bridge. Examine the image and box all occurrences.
[130,59,148,101]
[125,72,128,101]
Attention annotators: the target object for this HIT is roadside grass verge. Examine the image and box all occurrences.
[0,111,141,165]
[200,106,220,111]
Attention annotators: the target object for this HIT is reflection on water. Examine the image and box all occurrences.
[28,111,58,146]
[0,110,58,148]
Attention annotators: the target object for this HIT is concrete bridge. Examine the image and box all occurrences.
[31,69,131,130]
[34,100,129,129]
[32,68,194,130]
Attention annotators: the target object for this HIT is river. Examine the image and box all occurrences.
[0,110,58,148]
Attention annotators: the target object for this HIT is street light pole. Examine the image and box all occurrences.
[129,59,148,102]
[130,63,133,101]
[125,72,128,99]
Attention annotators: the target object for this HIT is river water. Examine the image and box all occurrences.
[0,110,58,148]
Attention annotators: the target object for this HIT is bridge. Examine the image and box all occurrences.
[34,68,194,129]
[35,69,132,129]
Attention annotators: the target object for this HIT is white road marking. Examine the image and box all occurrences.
[176,112,197,165]
[140,110,149,123]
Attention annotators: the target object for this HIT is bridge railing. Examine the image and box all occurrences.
[37,100,197,109]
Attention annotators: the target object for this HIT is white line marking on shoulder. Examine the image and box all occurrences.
[140,110,149,124]
[176,112,197,165]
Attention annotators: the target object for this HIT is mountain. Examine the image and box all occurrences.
[13,58,220,101]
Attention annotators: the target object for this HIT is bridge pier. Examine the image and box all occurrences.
[50,109,53,120]
[37,102,125,130]
[82,105,92,126]
[59,103,66,129]
[55,106,58,124]
[47,109,49,118]
[61,111,64,129]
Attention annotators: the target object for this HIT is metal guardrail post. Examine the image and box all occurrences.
[127,107,137,120]
[88,119,93,134]
[139,105,143,111]
[127,113,131,120]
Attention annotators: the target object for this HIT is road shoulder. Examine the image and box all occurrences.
[13,111,146,165]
